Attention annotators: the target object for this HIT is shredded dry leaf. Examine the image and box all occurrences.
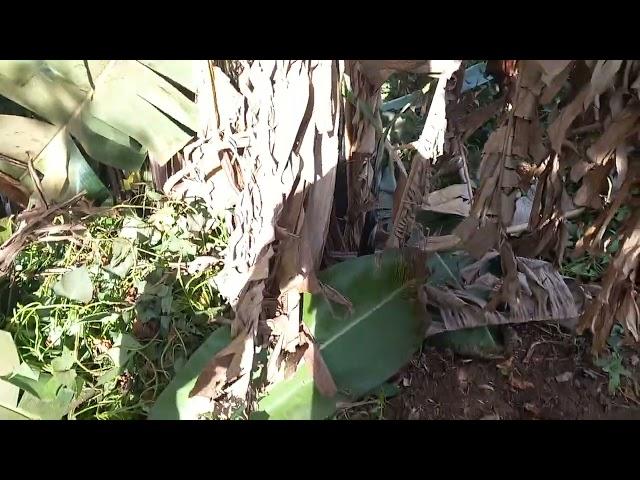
[423,252,581,336]
[578,209,640,352]
[387,62,461,248]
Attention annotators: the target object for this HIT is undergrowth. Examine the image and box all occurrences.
[0,187,229,419]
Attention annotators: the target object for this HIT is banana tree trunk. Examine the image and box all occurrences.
[181,61,344,405]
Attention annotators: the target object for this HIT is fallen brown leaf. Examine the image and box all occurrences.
[424,252,580,337]
[459,97,505,141]
[455,218,500,260]
[510,376,534,390]
[284,345,308,380]
[301,327,337,398]
[132,319,159,341]
[189,330,249,399]
[423,184,471,217]
[284,272,353,314]
[548,87,591,154]
[574,160,614,210]
[0,169,29,207]
[540,61,573,105]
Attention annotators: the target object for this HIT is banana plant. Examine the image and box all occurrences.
[149,249,429,420]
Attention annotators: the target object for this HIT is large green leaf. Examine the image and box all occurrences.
[255,249,428,420]
[51,346,76,372]
[148,327,232,420]
[0,60,199,170]
[426,251,475,288]
[1,361,75,419]
[0,114,109,202]
[1,364,60,401]
[17,387,75,420]
[0,330,20,419]
[0,403,31,420]
[138,61,196,93]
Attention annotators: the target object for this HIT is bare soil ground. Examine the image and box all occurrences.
[378,323,640,420]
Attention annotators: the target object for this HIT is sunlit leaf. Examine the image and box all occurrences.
[0,330,20,416]
[53,266,93,304]
[0,60,199,169]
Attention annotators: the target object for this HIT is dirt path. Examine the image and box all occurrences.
[382,323,640,420]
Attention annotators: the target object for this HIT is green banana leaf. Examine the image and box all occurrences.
[0,114,109,202]
[0,60,199,172]
[0,333,72,420]
[1,369,60,402]
[15,387,75,420]
[1,356,78,420]
[255,249,429,420]
[0,330,20,419]
[139,61,196,92]
[146,249,504,420]
[148,326,232,420]
[0,403,31,420]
